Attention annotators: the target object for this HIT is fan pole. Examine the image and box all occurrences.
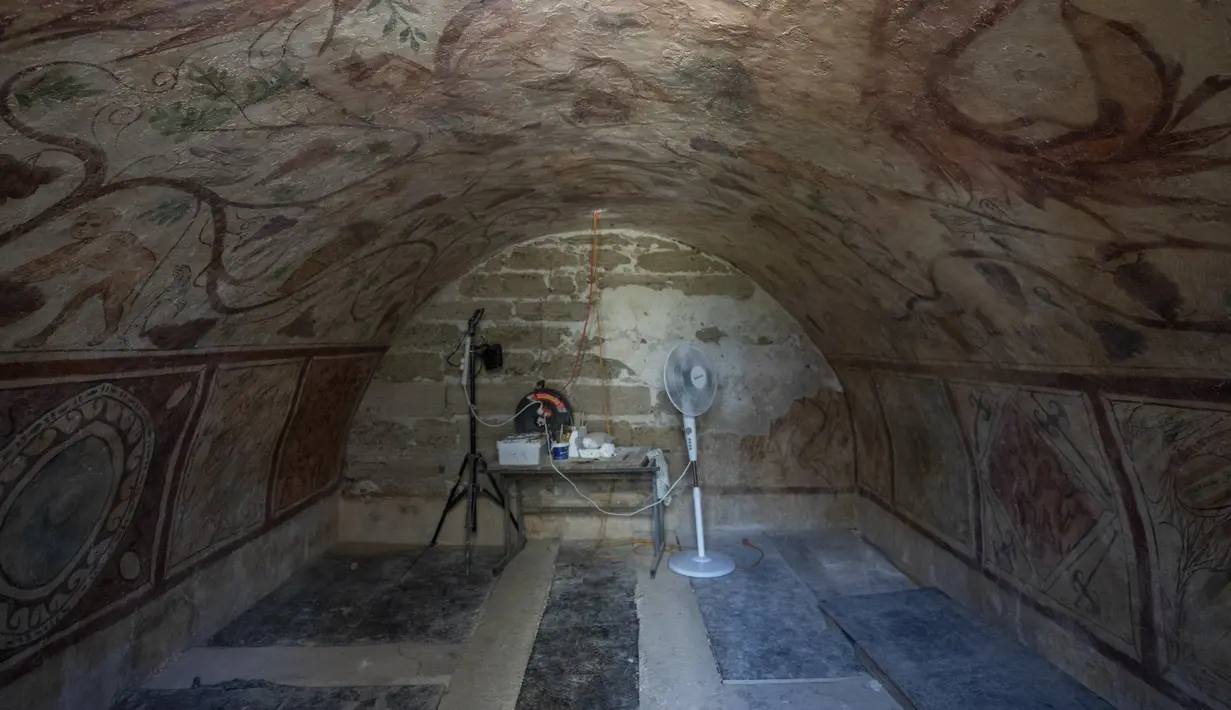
[692,486,706,560]
[684,415,699,463]
[668,418,735,578]
[685,414,707,559]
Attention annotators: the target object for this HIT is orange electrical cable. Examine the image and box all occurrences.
[563,211,599,391]
[595,223,612,434]
[597,294,611,434]
[736,538,765,571]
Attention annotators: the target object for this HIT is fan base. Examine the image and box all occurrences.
[668,550,736,578]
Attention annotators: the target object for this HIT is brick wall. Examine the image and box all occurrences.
[342,232,851,543]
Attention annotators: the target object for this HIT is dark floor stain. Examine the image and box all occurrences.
[209,547,500,647]
[111,679,443,710]
[690,535,865,681]
[515,546,639,710]
[822,588,1113,710]
[695,325,727,343]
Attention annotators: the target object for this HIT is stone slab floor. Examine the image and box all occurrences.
[118,534,905,710]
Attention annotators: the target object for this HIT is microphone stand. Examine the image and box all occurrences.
[426,309,520,574]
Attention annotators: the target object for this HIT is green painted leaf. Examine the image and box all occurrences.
[409,37,420,52]
[399,27,411,41]
[382,16,397,36]
[242,62,303,106]
[14,70,102,108]
[365,0,381,9]
[148,102,234,140]
[187,64,233,100]
[413,27,426,41]
[140,198,193,226]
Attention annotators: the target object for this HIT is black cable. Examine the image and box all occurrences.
[444,330,467,367]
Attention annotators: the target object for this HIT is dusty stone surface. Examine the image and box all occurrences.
[113,680,444,710]
[689,534,866,682]
[207,547,502,647]
[514,546,640,710]
[636,536,902,710]
[822,587,1115,710]
[146,644,461,689]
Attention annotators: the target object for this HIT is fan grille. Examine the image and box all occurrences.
[663,341,717,416]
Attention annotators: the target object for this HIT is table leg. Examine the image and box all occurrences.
[650,484,665,579]
[500,472,512,552]
[494,478,526,576]
[515,478,527,542]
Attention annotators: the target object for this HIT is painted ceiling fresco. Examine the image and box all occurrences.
[0,0,1228,368]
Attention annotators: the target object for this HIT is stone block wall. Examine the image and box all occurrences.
[343,233,851,543]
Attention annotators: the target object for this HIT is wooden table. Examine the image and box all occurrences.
[492,446,667,578]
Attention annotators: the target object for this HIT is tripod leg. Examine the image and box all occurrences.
[429,455,471,547]
[465,453,481,575]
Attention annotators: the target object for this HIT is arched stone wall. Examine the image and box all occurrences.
[1,0,1229,708]
[0,0,1227,366]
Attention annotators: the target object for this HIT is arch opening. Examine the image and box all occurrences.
[345,231,852,544]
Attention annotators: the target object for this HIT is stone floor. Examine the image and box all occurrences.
[118,532,907,710]
[117,528,1117,710]
[688,533,866,682]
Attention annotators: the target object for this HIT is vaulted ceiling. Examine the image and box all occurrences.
[2,0,1229,369]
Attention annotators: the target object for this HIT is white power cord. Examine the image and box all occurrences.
[547,456,693,517]
[535,408,691,516]
[460,377,540,427]
[459,349,689,515]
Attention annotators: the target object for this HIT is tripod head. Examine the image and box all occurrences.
[462,308,503,371]
[467,308,484,334]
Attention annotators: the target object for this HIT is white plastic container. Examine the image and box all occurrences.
[497,434,544,466]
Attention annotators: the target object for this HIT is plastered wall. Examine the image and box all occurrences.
[842,361,1231,710]
[343,232,851,543]
[0,498,336,710]
[0,349,375,709]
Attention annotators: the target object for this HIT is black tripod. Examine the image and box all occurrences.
[427,308,521,574]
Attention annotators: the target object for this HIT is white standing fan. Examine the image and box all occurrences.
[663,341,736,578]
